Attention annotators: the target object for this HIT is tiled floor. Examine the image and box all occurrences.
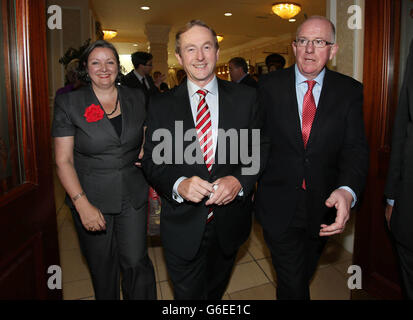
[54,170,365,300]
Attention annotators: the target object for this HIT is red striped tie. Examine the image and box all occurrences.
[301,80,316,190]
[196,89,214,222]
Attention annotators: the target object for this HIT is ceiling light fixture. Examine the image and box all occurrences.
[272,2,301,20]
[140,6,150,11]
[102,29,118,40]
[216,35,224,42]
[224,13,232,16]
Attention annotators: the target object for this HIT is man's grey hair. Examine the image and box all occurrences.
[296,16,336,43]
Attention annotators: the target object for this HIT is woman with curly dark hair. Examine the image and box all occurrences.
[52,40,156,300]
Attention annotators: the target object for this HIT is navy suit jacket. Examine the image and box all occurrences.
[142,79,269,260]
[255,66,369,239]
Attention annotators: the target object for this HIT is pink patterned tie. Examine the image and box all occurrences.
[301,80,316,189]
[196,89,214,222]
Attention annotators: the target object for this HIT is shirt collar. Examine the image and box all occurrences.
[236,73,248,84]
[133,69,144,81]
[187,76,218,98]
[295,64,326,86]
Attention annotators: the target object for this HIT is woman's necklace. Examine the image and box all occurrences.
[105,90,120,116]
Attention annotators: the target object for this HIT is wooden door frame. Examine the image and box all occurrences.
[353,0,402,299]
[0,0,60,300]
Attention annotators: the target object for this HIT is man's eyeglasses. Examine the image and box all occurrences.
[294,38,335,48]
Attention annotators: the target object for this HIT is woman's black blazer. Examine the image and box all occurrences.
[52,85,148,213]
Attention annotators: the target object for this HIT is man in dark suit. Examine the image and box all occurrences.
[228,57,257,88]
[385,39,413,299]
[142,20,268,300]
[121,51,165,107]
[255,16,369,300]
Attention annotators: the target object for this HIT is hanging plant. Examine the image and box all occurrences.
[95,21,104,40]
[58,39,91,68]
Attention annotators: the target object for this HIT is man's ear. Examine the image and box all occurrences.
[175,52,183,66]
[329,44,339,61]
[292,41,297,58]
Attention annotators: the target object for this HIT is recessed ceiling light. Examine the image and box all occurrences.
[224,12,232,16]
[140,6,150,11]
[288,18,296,22]
[133,43,138,46]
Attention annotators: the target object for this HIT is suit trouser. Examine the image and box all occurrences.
[163,219,237,300]
[263,189,328,300]
[395,242,413,299]
[71,195,156,300]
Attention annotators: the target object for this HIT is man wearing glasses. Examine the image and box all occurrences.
[255,16,369,299]
[122,51,166,108]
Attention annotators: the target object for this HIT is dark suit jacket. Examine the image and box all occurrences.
[239,74,258,88]
[255,66,369,239]
[142,79,269,260]
[121,70,159,108]
[385,40,413,249]
[52,85,148,213]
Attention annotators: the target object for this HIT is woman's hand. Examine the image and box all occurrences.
[135,146,144,167]
[135,126,146,168]
[75,199,106,232]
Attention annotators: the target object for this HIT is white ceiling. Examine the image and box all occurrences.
[91,0,326,65]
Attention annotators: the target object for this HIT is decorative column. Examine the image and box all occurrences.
[144,24,171,77]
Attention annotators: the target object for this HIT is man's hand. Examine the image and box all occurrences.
[205,176,242,206]
[320,188,353,237]
[385,204,393,229]
[177,176,214,203]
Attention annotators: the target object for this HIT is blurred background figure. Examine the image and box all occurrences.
[55,58,85,96]
[153,71,169,92]
[228,57,257,88]
[121,51,164,108]
[176,69,187,86]
[265,53,286,72]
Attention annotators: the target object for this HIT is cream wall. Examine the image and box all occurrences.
[328,0,364,81]
[327,0,365,254]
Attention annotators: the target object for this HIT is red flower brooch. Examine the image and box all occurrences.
[84,104,104,123]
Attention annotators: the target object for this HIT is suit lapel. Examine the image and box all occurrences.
[118,86,129,142]
[88,85,120,141]
[174,82,196,133]
[210,79,230,175]
[283,67,304,151]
